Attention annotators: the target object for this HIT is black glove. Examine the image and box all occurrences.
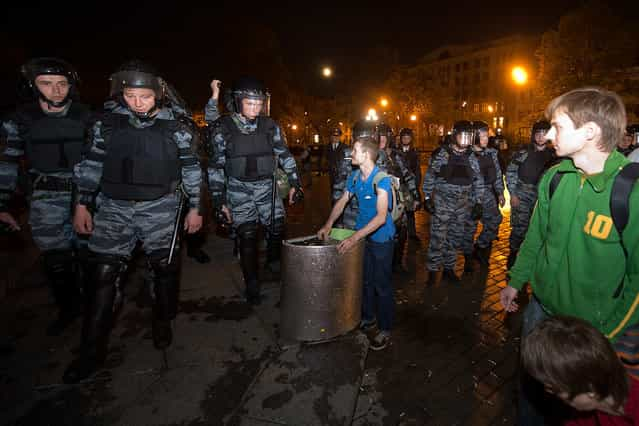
[215,207,230,227]
[291,185,304,204]
[471,203,483,220]
[424,198,435,214]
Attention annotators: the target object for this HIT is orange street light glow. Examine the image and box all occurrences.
[410,114,417,121]
[322,67,332,78]
[512,66,528,85]
[380,98,389,108]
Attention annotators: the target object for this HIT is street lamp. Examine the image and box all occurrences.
[410,114,417,122]
[292,124,298,131]
[322,67,333,78]
[379,97,389,108]
[511,66,528,86]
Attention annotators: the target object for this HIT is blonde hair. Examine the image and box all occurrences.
[545,87,626,153]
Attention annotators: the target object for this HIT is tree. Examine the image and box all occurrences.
[536,1,638,101]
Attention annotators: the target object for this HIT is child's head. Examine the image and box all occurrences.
[522,315,628,412]
[545,87,626,156]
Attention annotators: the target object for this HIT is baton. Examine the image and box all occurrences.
[168,187,185,264]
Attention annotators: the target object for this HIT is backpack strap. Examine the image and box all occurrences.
[372,171,393,212]
[548,170,566,200]
[611,162,639,236]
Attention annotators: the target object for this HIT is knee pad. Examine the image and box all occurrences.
[237,222,258,241]
[89,253,127,288]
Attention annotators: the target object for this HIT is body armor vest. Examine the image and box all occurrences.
[477,151,497,184]
[101,114,179,201]
[222,115,275,181]
[518,147,554,185]
[438,147,473,186]
[19,102,91,173]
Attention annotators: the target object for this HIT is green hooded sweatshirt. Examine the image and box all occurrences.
[509,150,639,340]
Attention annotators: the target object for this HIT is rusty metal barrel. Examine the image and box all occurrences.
[280,235,364,342]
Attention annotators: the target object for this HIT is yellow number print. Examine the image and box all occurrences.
[584,211,613,240]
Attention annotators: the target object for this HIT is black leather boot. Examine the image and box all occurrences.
[443,268,461,284]
[149,258,179,350]
[63,259,122,384]
[42,250,81,336]
[463,254,475,273]
[238,224,261,305]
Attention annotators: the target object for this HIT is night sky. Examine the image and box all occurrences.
[2,1,638,111]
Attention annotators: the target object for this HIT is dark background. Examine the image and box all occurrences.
[2,1,637,111]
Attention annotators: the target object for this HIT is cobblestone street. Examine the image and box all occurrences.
[1,172,527,425]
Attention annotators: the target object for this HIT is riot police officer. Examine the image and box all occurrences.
[0,58,93,336]
[376,123,420,272]
[506,120,555,267]
[206,77,301,305]
[398,127,421,240]
[64,60,203,383]
[326,126,348,197]
[422,120,484,284]
[469,121,505,265]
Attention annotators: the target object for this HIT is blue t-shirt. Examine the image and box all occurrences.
[346,166,396,242]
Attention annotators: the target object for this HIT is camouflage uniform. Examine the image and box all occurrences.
[206,100,300,301]
[380,147,420,271]
[470,147,504,249]
[422,146,484,272]
[505,145,555,253]
[65,105,202,383]
[330,144,356,228]
[1,101,93,334]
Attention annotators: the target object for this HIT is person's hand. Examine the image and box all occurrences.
[337,236,358,254]
[500,286,520,312]
[510,195,520,208]
[0,212,20,231]
[289,186,303,205]
[317,225,331,241]
[184,209,203,234]
[221,205,233,224]
[498,195,506,208]
[210,79,221,100]
[74,205,93,235]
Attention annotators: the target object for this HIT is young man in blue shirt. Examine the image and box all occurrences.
[318,136,396,350]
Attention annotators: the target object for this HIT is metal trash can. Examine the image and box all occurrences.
[280,235,364,342]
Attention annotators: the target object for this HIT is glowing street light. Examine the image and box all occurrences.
[511,66,528,85]
[322,67,333,78]
[488,105,494,113]
[291,124,298,131]
[410,114,417,122]
[379,97,389,108]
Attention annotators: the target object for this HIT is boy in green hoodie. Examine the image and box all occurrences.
[500,87,639,425]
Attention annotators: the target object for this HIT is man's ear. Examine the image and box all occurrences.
[583,121,601,142]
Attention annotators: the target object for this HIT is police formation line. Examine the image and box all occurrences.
[2,58,639,383]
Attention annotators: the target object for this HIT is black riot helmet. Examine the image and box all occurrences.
[472,120,489,146]
[352,120,376,142]
[109,60,166,120]
[230,76,270,117]
[531,120,551,143]
[452,120,474,148]
[330,126,343,137]
[375,122,394,148]
[20,57,79,108]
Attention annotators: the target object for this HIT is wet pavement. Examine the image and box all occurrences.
[0,172,527,425]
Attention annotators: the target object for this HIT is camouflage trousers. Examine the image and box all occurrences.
[227,177,285,230]
[472,188,503,249]
[426,186,473,271]
[88,193,180,259]
[509,185,538,251]
[29,190,84,252]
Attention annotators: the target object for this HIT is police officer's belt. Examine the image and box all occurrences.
[30,174,73,192]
